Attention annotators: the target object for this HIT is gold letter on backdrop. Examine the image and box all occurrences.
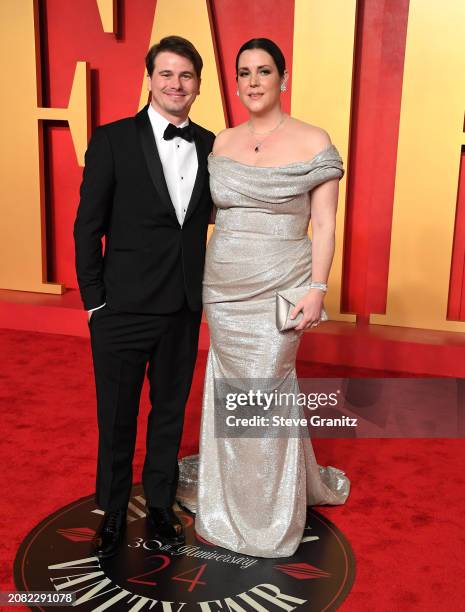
[371,0,465,331]
[0,0,90,294]
[96,0,116,34]
[291,0,356,322]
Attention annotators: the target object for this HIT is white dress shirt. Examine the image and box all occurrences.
[147,104,198,226]
[88,105,198,313]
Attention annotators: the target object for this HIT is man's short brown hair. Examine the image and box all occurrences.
[145,36,203,78]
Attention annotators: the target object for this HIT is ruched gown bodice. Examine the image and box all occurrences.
[192,145,350,558]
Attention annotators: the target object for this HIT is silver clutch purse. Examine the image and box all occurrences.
[276,286,328,331]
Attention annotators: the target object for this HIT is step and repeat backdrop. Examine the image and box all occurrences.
[1,0,465,333]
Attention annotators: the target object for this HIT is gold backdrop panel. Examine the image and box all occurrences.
[291,0,356,322]
[371,0,465,331]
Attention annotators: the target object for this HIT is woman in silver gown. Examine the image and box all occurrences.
[192,38,350,558]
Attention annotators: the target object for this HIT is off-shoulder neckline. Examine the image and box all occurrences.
[208,144,337,169]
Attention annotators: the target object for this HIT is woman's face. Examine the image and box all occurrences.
[236,48,284,114]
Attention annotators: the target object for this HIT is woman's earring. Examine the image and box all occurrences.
[280,82,287,93]
[236,90,240,97]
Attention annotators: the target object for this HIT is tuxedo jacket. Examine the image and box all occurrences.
[74,105,215,314]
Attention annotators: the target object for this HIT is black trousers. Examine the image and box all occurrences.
[89,303,201,511]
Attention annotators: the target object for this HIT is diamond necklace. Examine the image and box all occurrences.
[248,114,287,152]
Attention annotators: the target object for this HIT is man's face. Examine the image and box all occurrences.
[147,51,200,123]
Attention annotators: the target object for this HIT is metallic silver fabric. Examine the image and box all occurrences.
[192,145,350,558]
[177,455,199,513]
[178,455,349,516]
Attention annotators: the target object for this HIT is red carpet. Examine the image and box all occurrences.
[1,328,464,610]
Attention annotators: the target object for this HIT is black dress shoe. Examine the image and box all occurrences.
[94,509,127,559]
[147,507,185,544]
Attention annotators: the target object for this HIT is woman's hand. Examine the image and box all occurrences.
[290,288,325,331]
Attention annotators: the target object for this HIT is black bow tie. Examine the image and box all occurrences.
[163,122,194,142]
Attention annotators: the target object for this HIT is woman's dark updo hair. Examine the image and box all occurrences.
[235,38,286,78]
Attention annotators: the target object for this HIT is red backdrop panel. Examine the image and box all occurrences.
[448,148,465,320]
[342,0,409,315]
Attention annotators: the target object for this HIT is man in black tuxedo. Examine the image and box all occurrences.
[74,36,215,558]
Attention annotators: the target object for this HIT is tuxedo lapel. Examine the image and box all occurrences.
[135,106,178,221]
[184,124,208,223]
